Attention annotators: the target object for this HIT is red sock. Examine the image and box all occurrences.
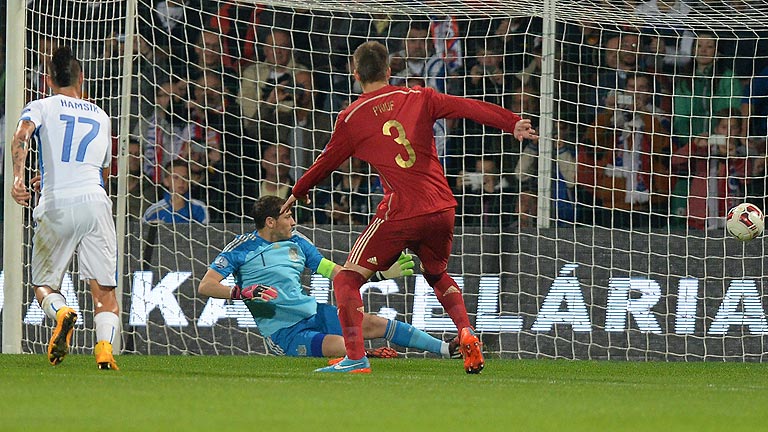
[333,270,368,360]
[427,272,472,331]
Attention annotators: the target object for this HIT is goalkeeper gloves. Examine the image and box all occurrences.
[230,284,279,301]
[370,253,415,282]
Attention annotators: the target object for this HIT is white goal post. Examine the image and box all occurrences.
[3,0,768,361]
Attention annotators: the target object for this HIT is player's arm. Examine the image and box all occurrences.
[425,88,537,141]
[198,268,277,301]
[314,254,415,281]
[10,120,36,206]
[198,269,232,299]
[296,232,414,280]
[282,120,355,214]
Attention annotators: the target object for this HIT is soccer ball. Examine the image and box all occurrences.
[726,203,765,241]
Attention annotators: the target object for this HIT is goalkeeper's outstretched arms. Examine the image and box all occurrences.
[198,269,278,302]
[314,253,415,281]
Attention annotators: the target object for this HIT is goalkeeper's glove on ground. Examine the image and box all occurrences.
[371,253,415,281]
[230,284,279,301]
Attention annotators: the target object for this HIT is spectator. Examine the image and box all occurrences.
[133,80,187,183]
[27,34,56,99]
[316,157,377,226]
[464,39,510,105]
[109,138,159,220]
[429,15,464,74]
[389,21,447,92]
[389,22,450,162]
[239,29,313,146]
[741,64,768,139]
[241,142,295,210]
[466,17,542,75]
[184,72,233,220]
[188,29,240,98]
[637,33,674,114]
[324,55,359,115]
[671,109,750,230]
[514,122,578,227]
[449,40,515,172]
[448,80,535,182]
[454,157,515,228]
[80,33,123,130]
[630,72,671,132]
[559,22,619,126]
[510,82,541,129]
[672,32,744,145]
[342,12,409,54]
[184,73,226,182]
[595,32,641,112]
[141,0,203,75]
[514,44,543,95]
[142,161,209,224]
[207,1,264,70]
[634,0,695,71]
[581,73,672,228]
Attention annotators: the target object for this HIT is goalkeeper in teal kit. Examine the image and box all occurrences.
[199,195,456,361]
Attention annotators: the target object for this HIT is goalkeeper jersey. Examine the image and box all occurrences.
[209,230,324,337]
[292,85,522,221]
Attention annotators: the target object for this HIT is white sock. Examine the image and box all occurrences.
[94,312,120,344]
[440,341,450,357]
[40,292,67,322]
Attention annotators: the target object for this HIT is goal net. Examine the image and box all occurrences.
[4,0,768,360]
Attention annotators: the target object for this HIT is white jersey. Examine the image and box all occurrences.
[19,95,111,201]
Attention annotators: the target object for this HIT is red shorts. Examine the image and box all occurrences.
[347,208,455,275]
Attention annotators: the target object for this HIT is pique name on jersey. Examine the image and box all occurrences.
[372,100,394,116]
[60,99,100,112]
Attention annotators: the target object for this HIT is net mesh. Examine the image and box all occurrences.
[7,0,768,360]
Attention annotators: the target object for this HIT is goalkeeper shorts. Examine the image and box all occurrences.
[267,303,342,357]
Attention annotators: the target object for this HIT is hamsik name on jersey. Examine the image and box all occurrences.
[58,98,101,113]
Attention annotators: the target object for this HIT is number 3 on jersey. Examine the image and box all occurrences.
[60,114,100,163]
[382,119,416,168]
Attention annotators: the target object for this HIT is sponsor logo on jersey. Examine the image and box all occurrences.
[367,257,378,265]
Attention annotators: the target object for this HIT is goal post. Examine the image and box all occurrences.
[4,0,768,361]
[2,0,27,354]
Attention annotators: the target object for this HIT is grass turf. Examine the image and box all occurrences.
[1,354,766,431]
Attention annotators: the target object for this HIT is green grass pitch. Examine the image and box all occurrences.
[1,354,766,431]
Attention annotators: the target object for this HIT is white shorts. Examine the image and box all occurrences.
[31,192,117,290]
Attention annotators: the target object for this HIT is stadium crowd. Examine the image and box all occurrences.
[2,0,768,233]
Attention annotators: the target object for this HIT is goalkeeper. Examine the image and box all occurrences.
[199,195,456,361]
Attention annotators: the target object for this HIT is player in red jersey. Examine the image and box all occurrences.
[281,41,538,374]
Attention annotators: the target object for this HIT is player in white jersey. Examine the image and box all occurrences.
[10,46,120,370]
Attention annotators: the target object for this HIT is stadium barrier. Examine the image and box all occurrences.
[2,223,767,360]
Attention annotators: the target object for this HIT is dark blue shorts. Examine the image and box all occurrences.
[266,303,342,357]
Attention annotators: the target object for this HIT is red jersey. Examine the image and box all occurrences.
[292,85,522,221]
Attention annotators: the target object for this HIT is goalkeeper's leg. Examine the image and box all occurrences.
[362,315,451,357]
